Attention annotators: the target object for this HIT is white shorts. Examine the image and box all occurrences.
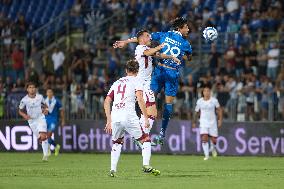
[200,126,218,137]
[112,116,143,141]
[143,79,155,106]
[28,115,47,138]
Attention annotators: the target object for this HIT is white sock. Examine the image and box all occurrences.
[202,142,209,158]
[142,142,151,166]
[111,143,122,172]
[210,142,216,152]
[42,140,49,156]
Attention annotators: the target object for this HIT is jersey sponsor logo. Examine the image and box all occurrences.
[165,37,181,46]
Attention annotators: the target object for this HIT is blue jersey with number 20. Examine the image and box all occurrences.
[151,31,192,69]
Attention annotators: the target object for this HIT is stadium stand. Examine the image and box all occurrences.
[0,0,283,121]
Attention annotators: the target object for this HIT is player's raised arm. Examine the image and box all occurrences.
[143,43,165,56]
[113,37,138,48]
[143,43,181,64]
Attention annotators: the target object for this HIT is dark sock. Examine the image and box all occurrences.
[160,103,173,137]
[48,138,56,147]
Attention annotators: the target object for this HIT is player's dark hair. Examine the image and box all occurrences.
[25,81,37,89]
[171,17,188,30]
[201,83,212,97]
[46,87,53,92]
[125,59,139,74]
[203,83,212,90]
[136,29,149,39]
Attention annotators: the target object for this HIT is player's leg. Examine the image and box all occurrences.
[160,95,175,137]
[209,127,218,157]
[110,138,123,177]
[30,118,48,161]
[47,123,57,147]
[109,122,124,177]
[39,132,49,161]
[140,83,157,134]
[47,122,61,156]
[200,127,210,160]
[154,69,179,145]
[126,118,160,176]
[150,66,164,98]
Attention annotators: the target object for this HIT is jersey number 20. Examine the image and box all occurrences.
[163,43,180,57]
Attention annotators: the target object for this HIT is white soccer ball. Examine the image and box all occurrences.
[203,27,218,41]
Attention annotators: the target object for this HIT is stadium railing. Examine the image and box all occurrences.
[0,89,282,122]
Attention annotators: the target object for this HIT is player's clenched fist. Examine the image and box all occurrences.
[113,41,127,48]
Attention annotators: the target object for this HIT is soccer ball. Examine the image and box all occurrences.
[203,27,218,41]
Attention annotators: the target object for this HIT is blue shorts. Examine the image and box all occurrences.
[150,65,179,97]
[47,120,57,132]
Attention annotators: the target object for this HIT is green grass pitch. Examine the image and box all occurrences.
[0,153,283,189]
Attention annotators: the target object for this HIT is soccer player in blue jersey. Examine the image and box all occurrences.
[45,88,65,156]
[113,17,192,145]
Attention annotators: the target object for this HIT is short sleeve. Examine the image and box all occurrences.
[214,98,220,108]
[19,99,25,109]
[107,85,115,100]
[195,100,200,112]
[151,32,164,41]
[134,78,143,92]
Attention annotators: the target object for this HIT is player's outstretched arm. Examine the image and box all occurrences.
[113,37,138,48]
[216,107,223,128]
[143,44,181,64]
[104,96,112,134]
[136,91,150,128]
[144,43,165,56]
